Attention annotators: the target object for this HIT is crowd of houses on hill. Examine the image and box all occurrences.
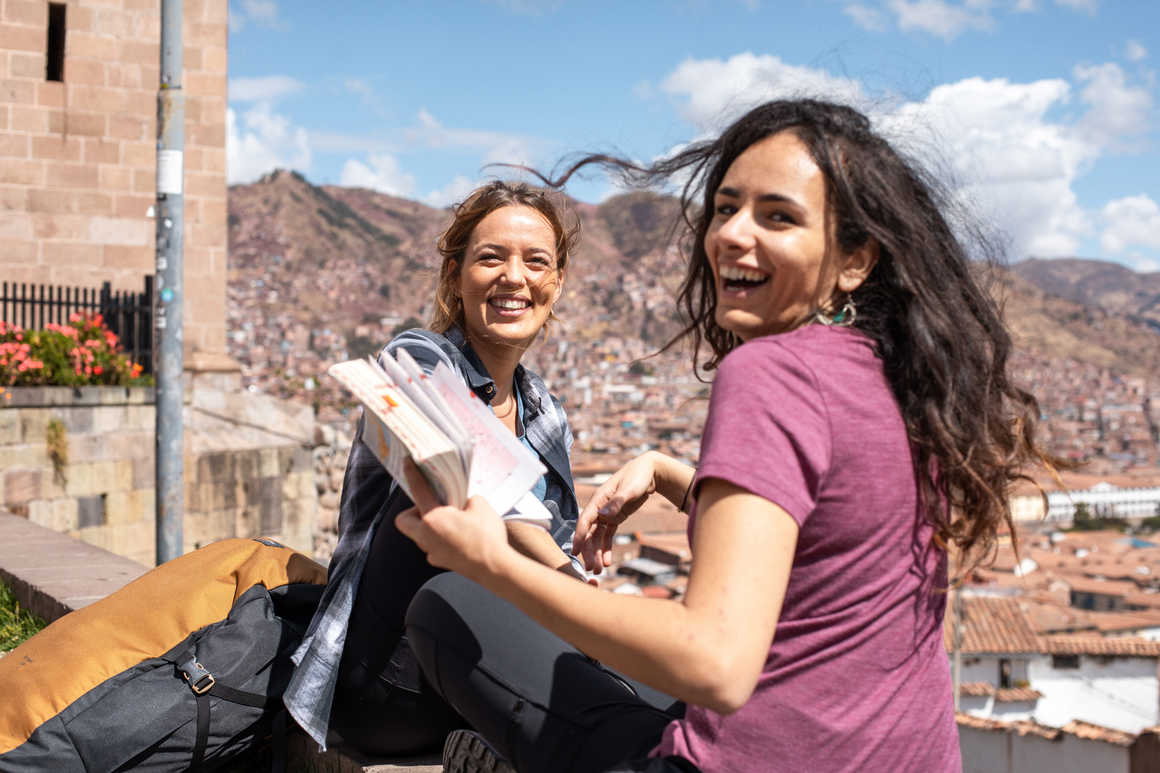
[1013,349,1160,472]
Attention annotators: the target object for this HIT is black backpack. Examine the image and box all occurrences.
[0,537,326,772]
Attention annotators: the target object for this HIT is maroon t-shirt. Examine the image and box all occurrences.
[654,325,960,772]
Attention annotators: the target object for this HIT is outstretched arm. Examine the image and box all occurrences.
[398,460,798,713]
[573,451,696,573]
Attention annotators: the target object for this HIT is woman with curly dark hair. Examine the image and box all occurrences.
[395,99,1054,772]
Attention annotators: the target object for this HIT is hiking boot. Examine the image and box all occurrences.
[442,729,515,773]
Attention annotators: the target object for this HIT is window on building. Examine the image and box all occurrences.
[46,3,66,82]
[999,658,1012,688]
[1052,654,1080,669]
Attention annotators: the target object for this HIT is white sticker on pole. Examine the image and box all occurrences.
[157,149,183,195]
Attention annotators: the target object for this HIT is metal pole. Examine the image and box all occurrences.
[155,0,184,564]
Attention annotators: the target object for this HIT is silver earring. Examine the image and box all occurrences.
[815,298,856,327]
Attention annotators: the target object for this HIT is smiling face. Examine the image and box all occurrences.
[705,131,845,342]
[456,205,563,356]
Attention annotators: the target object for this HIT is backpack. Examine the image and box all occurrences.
[0,537,326,772]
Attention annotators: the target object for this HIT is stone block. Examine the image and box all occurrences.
[4,467,41,503]
[28,498,79,532]
[105,490,148,526]
[65,462,107,497]
[235,505,260,538]
[76,524,112,553]
[76,494,106,528]
[92,405,130,434]
[210,479,242,511]
[126,403,154,430]
[110,521,154,564]
[69,433,109,463]
[0,444,45,471]
[40,467,67,500]
[132,456,155,489]
[64,406,93,434]
[0,410,20,445]
[113,460,134,492]
[20,408,49,443]
[259,447,279,478]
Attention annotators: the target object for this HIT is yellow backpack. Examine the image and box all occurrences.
[0,537,326,772]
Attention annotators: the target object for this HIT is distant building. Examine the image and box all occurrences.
[949,594,1160,734]
[1010,474,1160,523]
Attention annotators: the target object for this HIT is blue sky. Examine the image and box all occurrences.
[226,0,1159,270]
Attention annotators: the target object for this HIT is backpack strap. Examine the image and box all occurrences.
[180,657,282,771]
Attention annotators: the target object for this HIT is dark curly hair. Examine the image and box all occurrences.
[543,99,1058,571]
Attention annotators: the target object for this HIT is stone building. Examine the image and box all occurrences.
[1,0,319,562]
[1,0,229,361]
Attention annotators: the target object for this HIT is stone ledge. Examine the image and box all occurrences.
[0,511,148,622]
[287,732,442,772]
[2,385,156,408]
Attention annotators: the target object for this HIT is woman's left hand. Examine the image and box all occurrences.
[395,459,511,580]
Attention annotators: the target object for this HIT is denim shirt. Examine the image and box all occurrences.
[283,327,578,749]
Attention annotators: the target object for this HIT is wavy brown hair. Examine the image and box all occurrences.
[544,99,1059,571]
[429,180,579,335]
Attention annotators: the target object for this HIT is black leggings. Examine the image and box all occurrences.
[405,573,696,773]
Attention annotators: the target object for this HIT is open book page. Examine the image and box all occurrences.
[328,358,468,507]
[426,363,550,525]
[379,348,472,471]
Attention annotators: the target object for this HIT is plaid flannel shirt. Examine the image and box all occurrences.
[283,327,579,749]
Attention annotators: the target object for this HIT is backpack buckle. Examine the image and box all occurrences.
[180,658,215,695]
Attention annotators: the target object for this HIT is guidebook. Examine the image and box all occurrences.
[328,351,553,526]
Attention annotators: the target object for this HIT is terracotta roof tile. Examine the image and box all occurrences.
[959,682,994,697]
[1040,635,1160,656]
[944,595,1040,654]
[1060,720,1135,746]
[956,714,1134,746]
[995,687,1043,702]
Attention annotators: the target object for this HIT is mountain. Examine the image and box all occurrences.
[227,172,1160,375]
[1003,259,1160,377]
[1011,258,1160,324]
[227,173,690,356]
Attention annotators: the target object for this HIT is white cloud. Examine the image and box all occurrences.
[1101,195,1160,256]
[1074,62,1153,147]
[659,52,1155,262]
[405,109,542,169]
[339,154,416,197]
[241,0,280,25]
[226,104,312,184]
[229,75,304,103]
[424,176,479,208]
[844,3,887,30]
[229,0,281,33]
[881,76,1096,256]
[1013,0,1037,11]
[1054,0,1097,13]
[1126,40,1148,62]
[886,0,994,41]
[660,53,865,132]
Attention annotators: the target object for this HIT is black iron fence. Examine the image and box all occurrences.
[0,276,154,375]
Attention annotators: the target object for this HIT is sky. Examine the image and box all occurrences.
[226,0,1160,270]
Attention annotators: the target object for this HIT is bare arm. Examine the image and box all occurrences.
[398,461,798,713]
[573,451,696,573]
[504,520,588,581]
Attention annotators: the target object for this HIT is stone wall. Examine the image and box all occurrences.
[1,385,314,566]
[0,0,229,357]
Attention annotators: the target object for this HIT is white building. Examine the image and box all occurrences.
[950,595,1160,733]
[1011,478,1160,523]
